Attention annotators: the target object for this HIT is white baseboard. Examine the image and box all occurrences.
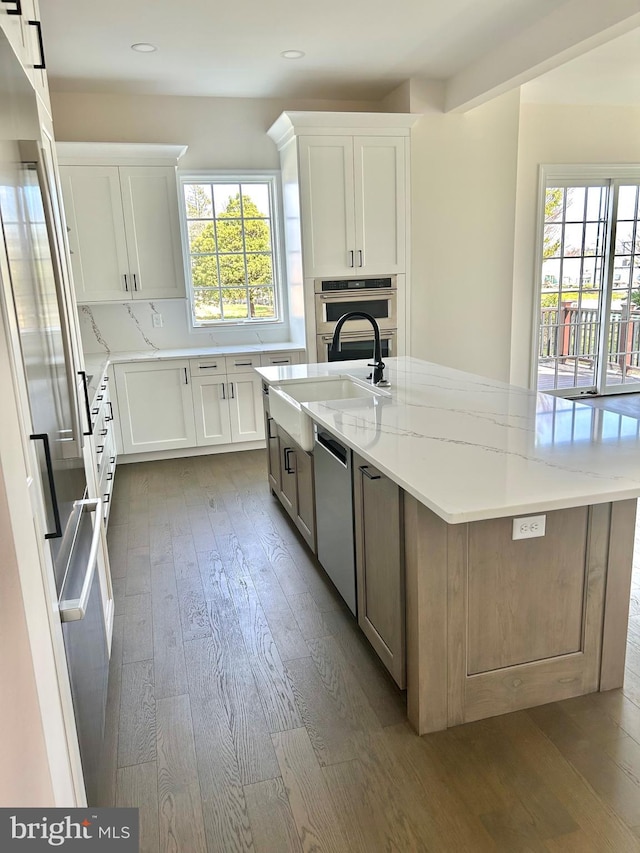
[117,440,266,465]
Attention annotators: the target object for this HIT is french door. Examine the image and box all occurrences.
[536,169,640,396]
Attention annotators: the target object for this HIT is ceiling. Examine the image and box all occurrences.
[522,26,640,105]
[39,0,564,101]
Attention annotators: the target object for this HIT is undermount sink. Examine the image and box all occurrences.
[269,376,388,451]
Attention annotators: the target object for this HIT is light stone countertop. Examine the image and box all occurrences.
[82,343,304,408]
[256,356,640,524]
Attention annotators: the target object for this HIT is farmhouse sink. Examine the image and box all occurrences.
[269,376,388,451]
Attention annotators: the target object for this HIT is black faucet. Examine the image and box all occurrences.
[330,311,389,386]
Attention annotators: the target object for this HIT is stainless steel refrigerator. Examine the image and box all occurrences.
[0,57,108,804]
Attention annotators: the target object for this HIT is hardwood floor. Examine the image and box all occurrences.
[102,449,640,852]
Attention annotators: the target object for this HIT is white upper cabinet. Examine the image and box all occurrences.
[299,134,405,277]
[269,113,416,280]
[57,144,188,303]
[0,0,49,112]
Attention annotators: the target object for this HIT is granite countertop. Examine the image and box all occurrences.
[82,343,304,408]
[256,356,640,524]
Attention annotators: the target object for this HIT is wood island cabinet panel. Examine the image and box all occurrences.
[277,425,297,516]
[467,507,588,675]
[294,443,315,552]
[354,454,405,688]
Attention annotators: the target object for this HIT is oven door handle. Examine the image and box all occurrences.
[318,291,395,301]
[59,498,102,622]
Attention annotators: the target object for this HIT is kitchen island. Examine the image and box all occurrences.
[257,356,640,734]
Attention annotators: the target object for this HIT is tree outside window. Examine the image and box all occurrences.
[183,179,279,323]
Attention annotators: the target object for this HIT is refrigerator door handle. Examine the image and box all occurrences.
[78,370,93,435]
[29,432,63,539]
[59,498,102,622]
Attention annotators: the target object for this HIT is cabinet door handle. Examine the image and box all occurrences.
[360,465,381,480]
[283,447,294,474]
[110,456,116,464]
[234,361,253,367]
[199,364,218,369]
[123,274,129,292]
[229,382,235,399]
[29,433,62,539]
[100,428,108,437]
[271,359,290,364]
[106,401,114,421]
[78,370,94,435]
[133,273,138,291]
[184,367,189,384]
[28,19,46,68]
[1,1,22,16]
[96,445,104,454]
[357,249,364,268]
[267,416,276,440]
[221,382,226,400]
[348,250,354,268]
[106,472,113,481]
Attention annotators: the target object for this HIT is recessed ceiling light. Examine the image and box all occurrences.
[280,49,305,60]
[131,42,157,53]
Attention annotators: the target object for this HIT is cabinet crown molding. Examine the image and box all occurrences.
[56,142,188,166]
[267,111,419,149]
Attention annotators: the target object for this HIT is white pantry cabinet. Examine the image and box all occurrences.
[57,143,187,304]
[115,360,196,454]
[298,135,407,277]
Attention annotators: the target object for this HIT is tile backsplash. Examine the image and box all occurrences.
[78,299,292,353]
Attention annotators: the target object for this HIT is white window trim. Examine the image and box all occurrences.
[178,170,286,329]
[530,164,640,392]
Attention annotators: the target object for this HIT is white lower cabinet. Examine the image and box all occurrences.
[115,355,268,455]
[115,360,196,454]
[192,370,264,446]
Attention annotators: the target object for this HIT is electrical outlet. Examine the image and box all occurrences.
[512,514,546,540]
[152,313,163,328]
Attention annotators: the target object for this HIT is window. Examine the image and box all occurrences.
[180,175,281,325]
[535,166,640,396]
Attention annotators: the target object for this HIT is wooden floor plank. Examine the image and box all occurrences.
[243,776,302,853]
[227,574,302,734]
[97,613,124,806]
[122,592,153,665]
[125,547,151,597]
[176,574,212,643]
[272,728,350,853]
[172,533,199,581]
[186,629,279,786]
[287,592,331,640]
[184,640,256,852]
[118,659,156,768]
[264,609,310,662]
[156,694,207,853]
[150,560,188,699]
[116,761,159,853]
[149,521,173,567]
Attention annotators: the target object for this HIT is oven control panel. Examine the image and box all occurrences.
[318,277,393,292]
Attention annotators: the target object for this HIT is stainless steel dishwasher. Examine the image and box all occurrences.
[313,427,356,615]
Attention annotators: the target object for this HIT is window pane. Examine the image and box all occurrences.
[586,186,607,221]
[563,223,584,256]
[242,184,270,217]
[618,186,638,220]
[615,220,636,255]
[543,225,561,258]
[219,253,246,285]
[561,258,581,288]
[184,184,213,218]
[216,218,243,251]
[191,255,218,288]
[213,184,239,216]
[222,288,248,320]
[188,220,214,252]
[247,253,273,285]
[565,187,586,221]
[245,218,271,253]
[194,289,221,321]
[248,286,275,318]
[542,258,560,288]
[545,188,564,222]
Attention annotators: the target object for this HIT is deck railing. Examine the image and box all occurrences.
[539,302,640,369]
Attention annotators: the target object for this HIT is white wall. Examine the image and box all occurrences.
[51,91,381,353]
[409,85,521,382]
[510,102,640,387]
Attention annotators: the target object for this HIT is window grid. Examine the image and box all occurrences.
[183,179,279,325]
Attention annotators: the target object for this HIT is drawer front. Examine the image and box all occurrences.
[260,351,300,367]
[225,354,261,374]
[189,357,225,377]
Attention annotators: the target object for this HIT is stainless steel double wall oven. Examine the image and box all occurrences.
[314,275,397,362]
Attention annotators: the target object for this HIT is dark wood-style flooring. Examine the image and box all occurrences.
[101,449,640,852]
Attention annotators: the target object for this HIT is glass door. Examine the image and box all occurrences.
[536,176,640,397]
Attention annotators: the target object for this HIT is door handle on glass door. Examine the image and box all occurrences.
[29,433,63,539]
